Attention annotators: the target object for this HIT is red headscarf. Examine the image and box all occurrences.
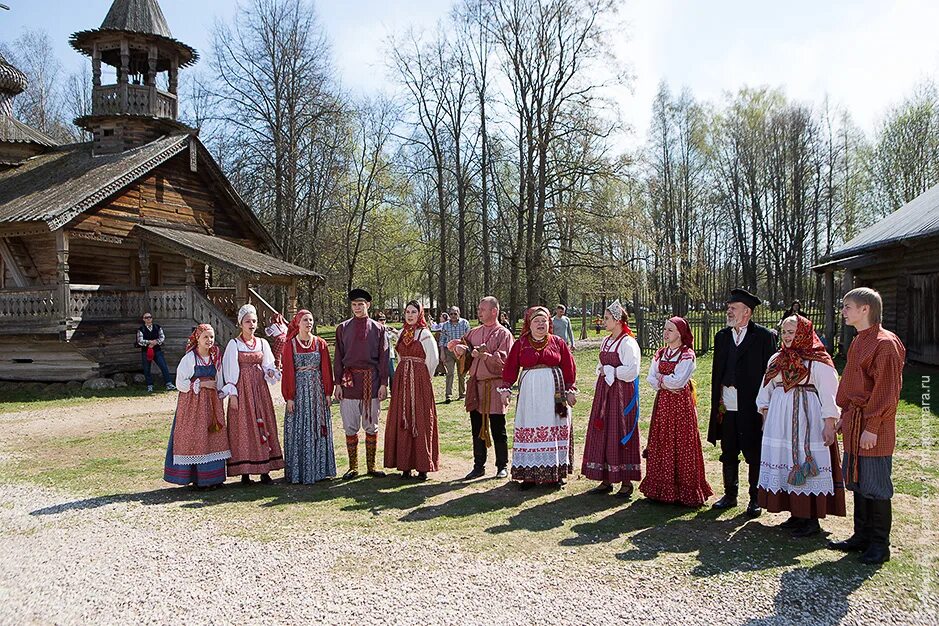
[655,316,694,360]
[520,306,552,338]
[285,309,313,344]
[185,324,220,366]
[400,302,428,345]
[763,315,834,391]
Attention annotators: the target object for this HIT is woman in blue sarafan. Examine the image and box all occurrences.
[281,309,337,484]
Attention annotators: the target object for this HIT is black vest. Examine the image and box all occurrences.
[139,324,163,352]
[721,336,738,387]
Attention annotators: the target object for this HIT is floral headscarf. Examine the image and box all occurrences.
[185,324,220,366]
[520,306,552,338]
[763,315,834,391]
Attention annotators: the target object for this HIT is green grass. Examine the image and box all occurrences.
[2,349,937,612]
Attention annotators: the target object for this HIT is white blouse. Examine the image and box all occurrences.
[416,328,439,378]
[756,354,840,419]
[595,333,641,384]
[221,336,279,397]
[174,350,225,395]
[647,349,696,391]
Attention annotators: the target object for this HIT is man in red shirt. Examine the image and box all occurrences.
[829,287,905,565]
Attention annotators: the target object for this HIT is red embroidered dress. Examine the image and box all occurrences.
[383,328,440,473]
[639,347,713,505]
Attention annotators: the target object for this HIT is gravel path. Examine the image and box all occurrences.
[0,481,934,625]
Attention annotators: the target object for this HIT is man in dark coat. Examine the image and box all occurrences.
[707,288,777,517]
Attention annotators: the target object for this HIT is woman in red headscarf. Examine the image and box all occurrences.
[756,315,845,536]
[281,309,336,484]
[639,316,713,506]
[582,300,643,496]
[163,324,231,489]
[500,306,577,488]
[383,300,440,479]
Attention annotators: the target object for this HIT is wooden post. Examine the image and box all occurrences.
[92,44,101,89]
[287,280,298,317]
[839,269,855,354]
[824,270,835,349]
[55,229,70,329]
[138,241,150,289]
[703,311,711,355]
[580,293,588,340]
[119,40,129,111]
[185,257,195,286]
[236,278,249,305]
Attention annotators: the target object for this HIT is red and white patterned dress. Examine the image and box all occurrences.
[639,347,712,506]
[502,335,577,483]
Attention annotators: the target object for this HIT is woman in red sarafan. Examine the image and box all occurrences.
[383,300,440,479]
[639,316,713,506]
[582,299,642,497]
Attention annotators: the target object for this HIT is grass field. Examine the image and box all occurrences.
[1,346,936,617]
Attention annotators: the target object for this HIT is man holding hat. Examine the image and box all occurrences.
[707,288,777,517]
[333,288,391,479]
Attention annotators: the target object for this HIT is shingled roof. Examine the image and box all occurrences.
[0,133,190,228]
[819,183,939,265]
[136,224,321,281]
[0,116,59,148]
[70,0,198,67]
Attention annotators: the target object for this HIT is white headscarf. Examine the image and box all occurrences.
[237,303,257,325]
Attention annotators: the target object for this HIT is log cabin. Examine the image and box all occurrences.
[0,0,319,381]
[815,185,939,365]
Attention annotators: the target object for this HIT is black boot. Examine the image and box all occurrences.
[829,495,870,552]
[860,498,891,564]
[712,463,739,509]
[792,518,821,538]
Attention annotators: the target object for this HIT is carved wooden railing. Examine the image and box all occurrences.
[248,288,282,324]
[205,287,238,321]
[189,286,237,345]
[0,287,58,320]
[92,84,178,119]
[67,285,190,321]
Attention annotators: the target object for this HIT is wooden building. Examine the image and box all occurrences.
[815,184,939,365]
[0,0,319,381]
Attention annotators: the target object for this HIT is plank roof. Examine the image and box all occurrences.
[820,183,939,264]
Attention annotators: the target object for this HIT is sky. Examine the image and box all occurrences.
[2,0,939,150]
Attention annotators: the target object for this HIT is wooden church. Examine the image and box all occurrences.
[0,0,318,381]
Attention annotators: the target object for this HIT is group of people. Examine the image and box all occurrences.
[162,284,904,566]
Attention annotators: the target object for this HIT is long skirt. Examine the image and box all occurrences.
[284,352,336,484]
[384,356,439,473]
[639,387,712,506]
[582,377,641,483]
[164,413,228,487]
[511,368,572,483]
[757,385,846,518]
[227,365,285,476]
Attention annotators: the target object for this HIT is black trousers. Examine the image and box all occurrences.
[470,410,508,470]
[719,409,762,500]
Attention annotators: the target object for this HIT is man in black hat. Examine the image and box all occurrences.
[333,288,390,479]
[707,288,777,517]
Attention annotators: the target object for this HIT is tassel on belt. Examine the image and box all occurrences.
[399,356,425,437]
[347,368,374,420]
[786,384,820,486]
